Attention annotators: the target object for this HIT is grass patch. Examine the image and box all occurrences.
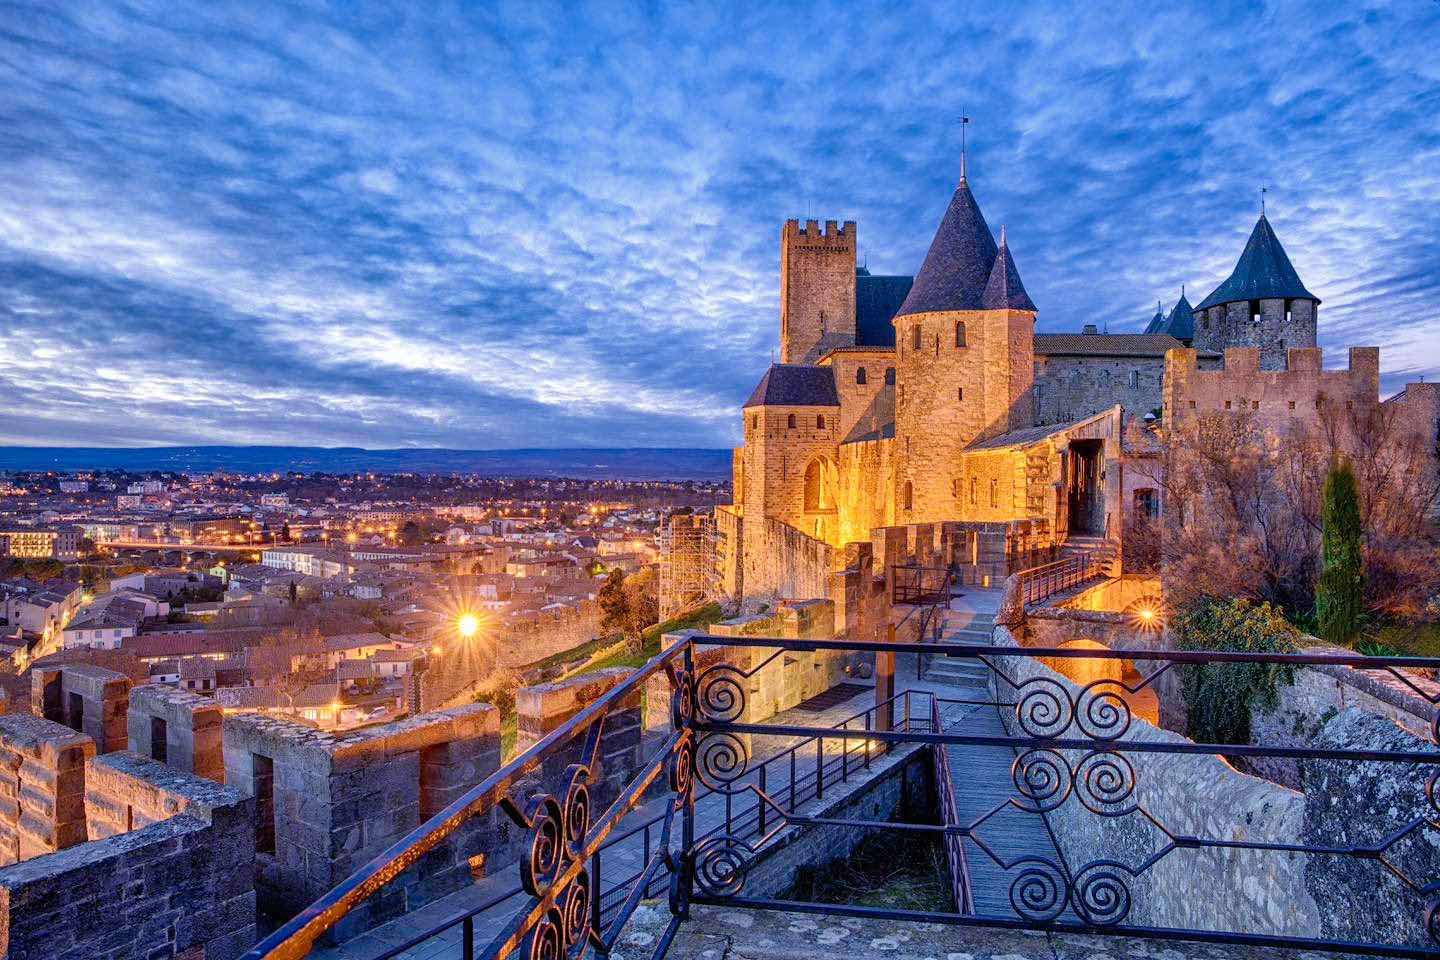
[1356,620,1440,658]
[520,634,623,672]
[787,830,953,912]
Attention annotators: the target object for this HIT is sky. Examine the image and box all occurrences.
[2,1,1438,449]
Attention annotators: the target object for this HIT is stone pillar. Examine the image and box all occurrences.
[515,668,641,805]
[127,684,226,782]
[0,714,95,864]
[31,664,131,754]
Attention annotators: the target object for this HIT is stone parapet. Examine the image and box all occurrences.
[0,714,94,864]
[515,668,641,808]
[128,683,226,782]
[32,663,131,754]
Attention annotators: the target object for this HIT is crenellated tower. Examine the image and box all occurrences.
[779,219,857,363]
[1192,213,1319,370]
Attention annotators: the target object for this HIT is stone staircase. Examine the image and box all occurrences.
[922,609,996,688]
[1059,533,1117,572]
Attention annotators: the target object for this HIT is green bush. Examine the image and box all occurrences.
[1315,460,1365,644]
[1173,598,1301,746]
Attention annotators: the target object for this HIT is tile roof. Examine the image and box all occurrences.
[743,364,839,408]
[1196,214,1319,310]
[895,179,999,317]
[1034,333,1216,358]
[980,231,1037,311]
[854,271,911,346]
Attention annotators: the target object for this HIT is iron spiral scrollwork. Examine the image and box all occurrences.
[1075,679,1133,741]
[1011,749,1071,813]
[692,835,756,897]
[696,731,750,791]
[510,764,595,958]
[1007,856,1068,922]
[668,665,694,730]
[1015,676,1074,738]
[1071,860,1133,926]
[696,664,748,722]
[1075,750,1138,816]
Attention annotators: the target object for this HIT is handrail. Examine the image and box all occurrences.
[1014,553,1099,605]
[929,696,973,915]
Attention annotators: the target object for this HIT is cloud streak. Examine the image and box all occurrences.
[1,0,1437,446]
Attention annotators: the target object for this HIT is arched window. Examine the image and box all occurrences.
[969,478,977,505]
[989,479,999,508]
[750,415,757,431]
[884,367,896,386]
[815,414,825,430]
[856,367,867,385]
[786,414,796,429]
[955,321,967,347]
[911,323,922,351]
[957,387,964,402]
[903,481,913,511]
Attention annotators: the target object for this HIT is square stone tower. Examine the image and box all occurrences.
[780,219,856,363]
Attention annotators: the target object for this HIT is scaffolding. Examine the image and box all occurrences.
[658,511,717,619]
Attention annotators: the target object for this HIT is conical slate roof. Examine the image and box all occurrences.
[1143,302,1165,334]
[1196,214,1320,310]
[981,229,1037,311]
[1161,291,1195,341]
[743,364,839,408]
[895,179,1000,317]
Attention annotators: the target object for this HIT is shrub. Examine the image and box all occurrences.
[1173,598,1301,746]
[1316,459,1365,644]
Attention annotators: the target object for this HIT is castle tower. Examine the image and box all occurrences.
[780,219,857,363]
[891,175,1036,522]
[1193,213,1319,370]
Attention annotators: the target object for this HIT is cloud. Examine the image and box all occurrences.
[1,0,1437,447]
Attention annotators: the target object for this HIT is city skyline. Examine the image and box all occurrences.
[3,1,1439,449]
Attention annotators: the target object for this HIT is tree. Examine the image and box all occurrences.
[621,567,659,639]
[1173,597,1300,747]
[597,570,629,637]
[399,520,424,546]
[1316,460,1365,644]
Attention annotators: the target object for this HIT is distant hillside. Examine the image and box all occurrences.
[0,446,733,481]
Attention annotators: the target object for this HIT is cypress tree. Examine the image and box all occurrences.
[1316,459,1364,644]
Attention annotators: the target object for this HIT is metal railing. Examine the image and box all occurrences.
[1016,553,1100,605]
[247,634,1440,960]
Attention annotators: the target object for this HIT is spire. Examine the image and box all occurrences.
[981,226,1037,312]
[959,112,970,185]
[1196,214,1320,310]
[1144,300,1166,334]
[1162,289,1195,341]
[895,176,999,317]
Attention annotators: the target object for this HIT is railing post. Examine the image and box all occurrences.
[757,765,767,835]
[463,916,474,960]
[590,849,602,933]
[841,720,850,781]
[876,622,896,732]
[864,712,872,769]
[789,750,796,812]
[816,736,824,801]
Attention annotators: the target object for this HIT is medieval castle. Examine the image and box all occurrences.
[713,161,1440,602]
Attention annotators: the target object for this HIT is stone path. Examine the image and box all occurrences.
[616,903,1371,960]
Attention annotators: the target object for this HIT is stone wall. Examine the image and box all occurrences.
[1034,353,1166,426]
[821,349,894,440]
[0,714,94,865]
[1164,345,1378,435]
[1301,708,1439,950]
[989,626,1320,938]
[514,668,642,812]
[742,515,834,602]
[1192,297,1317,372]
[1059,575,1160,612]
[0,751,255,960]
[31,663,131,754]
[834,436,895,547]
[222,702,501,938]
[128,683,226,783]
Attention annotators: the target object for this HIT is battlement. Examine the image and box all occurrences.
[783,218,856,245]
[1164,345,1380,430]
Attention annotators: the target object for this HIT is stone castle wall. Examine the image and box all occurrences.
[834,436,895,546]
[1164,345,1379,433]
[821,349,892,439]
[1034,354,1166,425]
[0,714,93,865]
[742,515,834,602]
[780,219,856,364]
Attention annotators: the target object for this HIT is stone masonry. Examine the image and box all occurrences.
[0,714,94,865]
[128,683,226,783]
[222,702,501,940]
[0,750,256,960]
[514,668,643,809]
[31,663,132,754]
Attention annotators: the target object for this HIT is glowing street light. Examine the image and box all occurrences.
[457,613,480,638]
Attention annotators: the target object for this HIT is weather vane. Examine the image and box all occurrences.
[959,111,971,181]
[1260,183,1268,215]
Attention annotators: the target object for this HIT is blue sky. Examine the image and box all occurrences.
[2,1,1438,449]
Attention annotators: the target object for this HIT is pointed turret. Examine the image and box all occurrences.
[981,226,1037,312]
[1143,300,1165,334]
[1161,289,1195,342]
[894,179,999,317]
[1196,214,1319,310]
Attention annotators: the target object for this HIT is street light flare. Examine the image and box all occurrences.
[457,612,480,638]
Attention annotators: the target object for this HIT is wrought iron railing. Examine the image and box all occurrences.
[247,635,1440,960]
[1016,554,1100,605]
[892,563,954,605]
